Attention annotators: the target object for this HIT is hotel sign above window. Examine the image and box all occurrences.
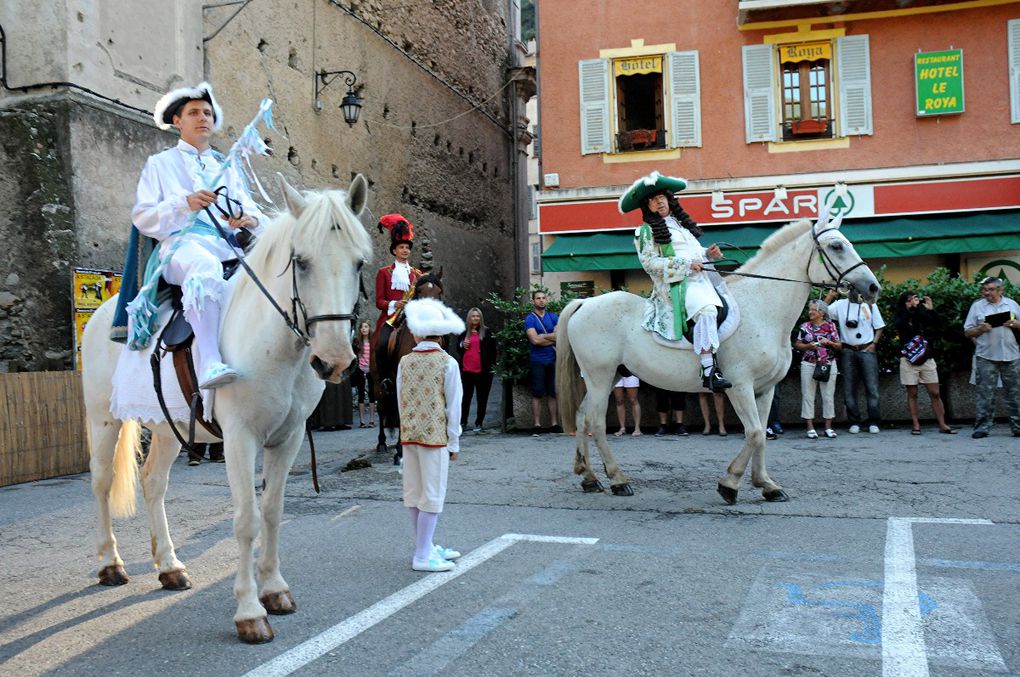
[914,49,964,116]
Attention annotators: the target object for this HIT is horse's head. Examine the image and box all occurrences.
[806,207,881,304]
[279,173,373,383]
[413,270,444,301]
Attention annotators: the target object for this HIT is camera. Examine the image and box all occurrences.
[844,319,859,329]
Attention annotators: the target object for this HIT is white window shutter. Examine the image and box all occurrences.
[837,35,873,135]
[742,44,777,143]
[578,59,611,155]
[667,51,701,147]
[1009,20,1020,124]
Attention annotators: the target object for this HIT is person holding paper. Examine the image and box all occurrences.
[963,276,1020,439]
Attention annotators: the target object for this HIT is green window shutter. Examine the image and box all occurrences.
[667,51,702,147]
[578,59,611,154]
[742,44,777,143]
[1009,20,1020,124]
[837,35,873,135]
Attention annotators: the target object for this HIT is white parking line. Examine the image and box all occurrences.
[881,517,993,677]
[245,533,598,677]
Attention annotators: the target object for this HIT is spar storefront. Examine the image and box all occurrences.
[536,170,1020,296]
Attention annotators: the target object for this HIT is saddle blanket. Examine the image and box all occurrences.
[650,277,741,350]
[109,303,215,424]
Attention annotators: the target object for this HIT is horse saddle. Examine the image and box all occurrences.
[150,260,241,444]
[681,294,730,344]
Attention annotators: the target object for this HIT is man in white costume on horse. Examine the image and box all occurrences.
[621,171,732,392]
[130,81,265,389]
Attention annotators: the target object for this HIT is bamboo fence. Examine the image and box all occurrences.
[0,371,88,487]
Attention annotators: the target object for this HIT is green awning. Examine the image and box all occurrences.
[541,210,1020,272]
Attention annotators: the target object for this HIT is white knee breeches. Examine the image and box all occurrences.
[691,306,719,354]
[163,242,226,322]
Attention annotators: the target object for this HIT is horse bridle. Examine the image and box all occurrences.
[808,217,868,296]
[204,186,366,348]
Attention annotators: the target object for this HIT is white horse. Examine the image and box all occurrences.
[555,213,880,503]
[81,175,371,643]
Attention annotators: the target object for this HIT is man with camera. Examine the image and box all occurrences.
[826,291,885,433]
[963,276,1020,439]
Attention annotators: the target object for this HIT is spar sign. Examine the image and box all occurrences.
[915,49,964,116]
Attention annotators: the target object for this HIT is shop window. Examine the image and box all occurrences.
[578,51,700,155]
[742,35,872,143]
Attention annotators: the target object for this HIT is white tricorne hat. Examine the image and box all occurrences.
[405,298,465,338]
[152,81,224,132]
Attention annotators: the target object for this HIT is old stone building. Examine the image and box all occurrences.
[0,0,531,371]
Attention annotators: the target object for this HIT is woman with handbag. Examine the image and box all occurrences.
[794,299,842,439]
[893,291,956,435]
[455,307,497,433]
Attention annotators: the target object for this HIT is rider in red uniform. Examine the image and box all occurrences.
[374,214,421,393]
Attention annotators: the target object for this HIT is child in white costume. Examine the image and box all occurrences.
[131,82,265,389]
[397,298,465,572]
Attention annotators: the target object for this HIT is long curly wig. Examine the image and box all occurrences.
[639,190,702,243]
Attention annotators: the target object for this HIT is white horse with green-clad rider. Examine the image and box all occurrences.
[555,172,881,502]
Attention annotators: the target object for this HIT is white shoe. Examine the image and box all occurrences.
[433,544,461,560]
[806,429,818,439]
[198,361,239,389]
[824,429,837,439]
[868,424,880,434]
[412,554,455,572]
[848,425,860,434]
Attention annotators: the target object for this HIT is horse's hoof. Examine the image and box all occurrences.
[98,564,129,586]
[580,478,604,493]
[717,483,738,505]
[236,617,275,644]
[610,483,634,496]
[260,590,297,615]
[763,489,789,502]
[158,569,192,590]
[376,442,389,455]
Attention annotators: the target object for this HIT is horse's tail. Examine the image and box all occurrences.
[109,420,141,519]
[555,299,587,435]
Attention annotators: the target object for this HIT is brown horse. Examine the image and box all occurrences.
[371,271,445,460]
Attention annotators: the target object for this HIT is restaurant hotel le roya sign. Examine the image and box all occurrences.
[914,49,964,116]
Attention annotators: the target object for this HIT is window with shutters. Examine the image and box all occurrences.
[578,50,700,155]
[742,35,871,144]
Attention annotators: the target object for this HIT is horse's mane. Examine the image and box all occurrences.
[731,218,812,279]
[415,272,443,291]
[244,188,374,273]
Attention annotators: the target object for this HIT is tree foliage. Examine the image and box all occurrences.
[521,0,536,42]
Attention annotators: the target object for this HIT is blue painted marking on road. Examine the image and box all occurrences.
[601,543,684,555]
[919,558,1020,572]
[448,607,517,641]
[526,559,577,586]
[777,579,937,646]
[759,550,844,562]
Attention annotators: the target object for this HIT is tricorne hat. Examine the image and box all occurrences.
[152,81,224,132]
[378,213,415,254]
[618,171,688,213]
[405,298,465,338]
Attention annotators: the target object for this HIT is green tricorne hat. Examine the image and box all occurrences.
[617,171,688,214]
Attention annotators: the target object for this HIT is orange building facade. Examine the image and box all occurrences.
[533,0,1020,294]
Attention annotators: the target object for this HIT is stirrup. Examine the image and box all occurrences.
[199,361,239,389]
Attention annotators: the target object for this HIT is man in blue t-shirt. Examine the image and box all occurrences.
[524,290,560,435]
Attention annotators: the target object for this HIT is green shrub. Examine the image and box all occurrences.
[487,284,578,384]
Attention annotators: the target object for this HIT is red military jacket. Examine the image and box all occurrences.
[375,262,422,334]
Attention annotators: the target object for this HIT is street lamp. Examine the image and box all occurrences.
[314,69,363,127]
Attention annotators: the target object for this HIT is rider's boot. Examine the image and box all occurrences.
[192,298,238,390]
[701,355,732,392]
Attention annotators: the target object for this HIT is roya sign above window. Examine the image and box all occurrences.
[914,49,964,116]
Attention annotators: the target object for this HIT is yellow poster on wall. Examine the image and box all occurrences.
[75,310,95,371]
[73,268,122,310]
[614,55,663,77]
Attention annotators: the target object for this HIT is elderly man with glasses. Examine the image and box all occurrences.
[963,277,1020,439]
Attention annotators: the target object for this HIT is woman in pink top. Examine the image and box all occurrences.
[352,321,376,427]
[454,308,497,433]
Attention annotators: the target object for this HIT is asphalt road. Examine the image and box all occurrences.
[1,422,1018,676]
